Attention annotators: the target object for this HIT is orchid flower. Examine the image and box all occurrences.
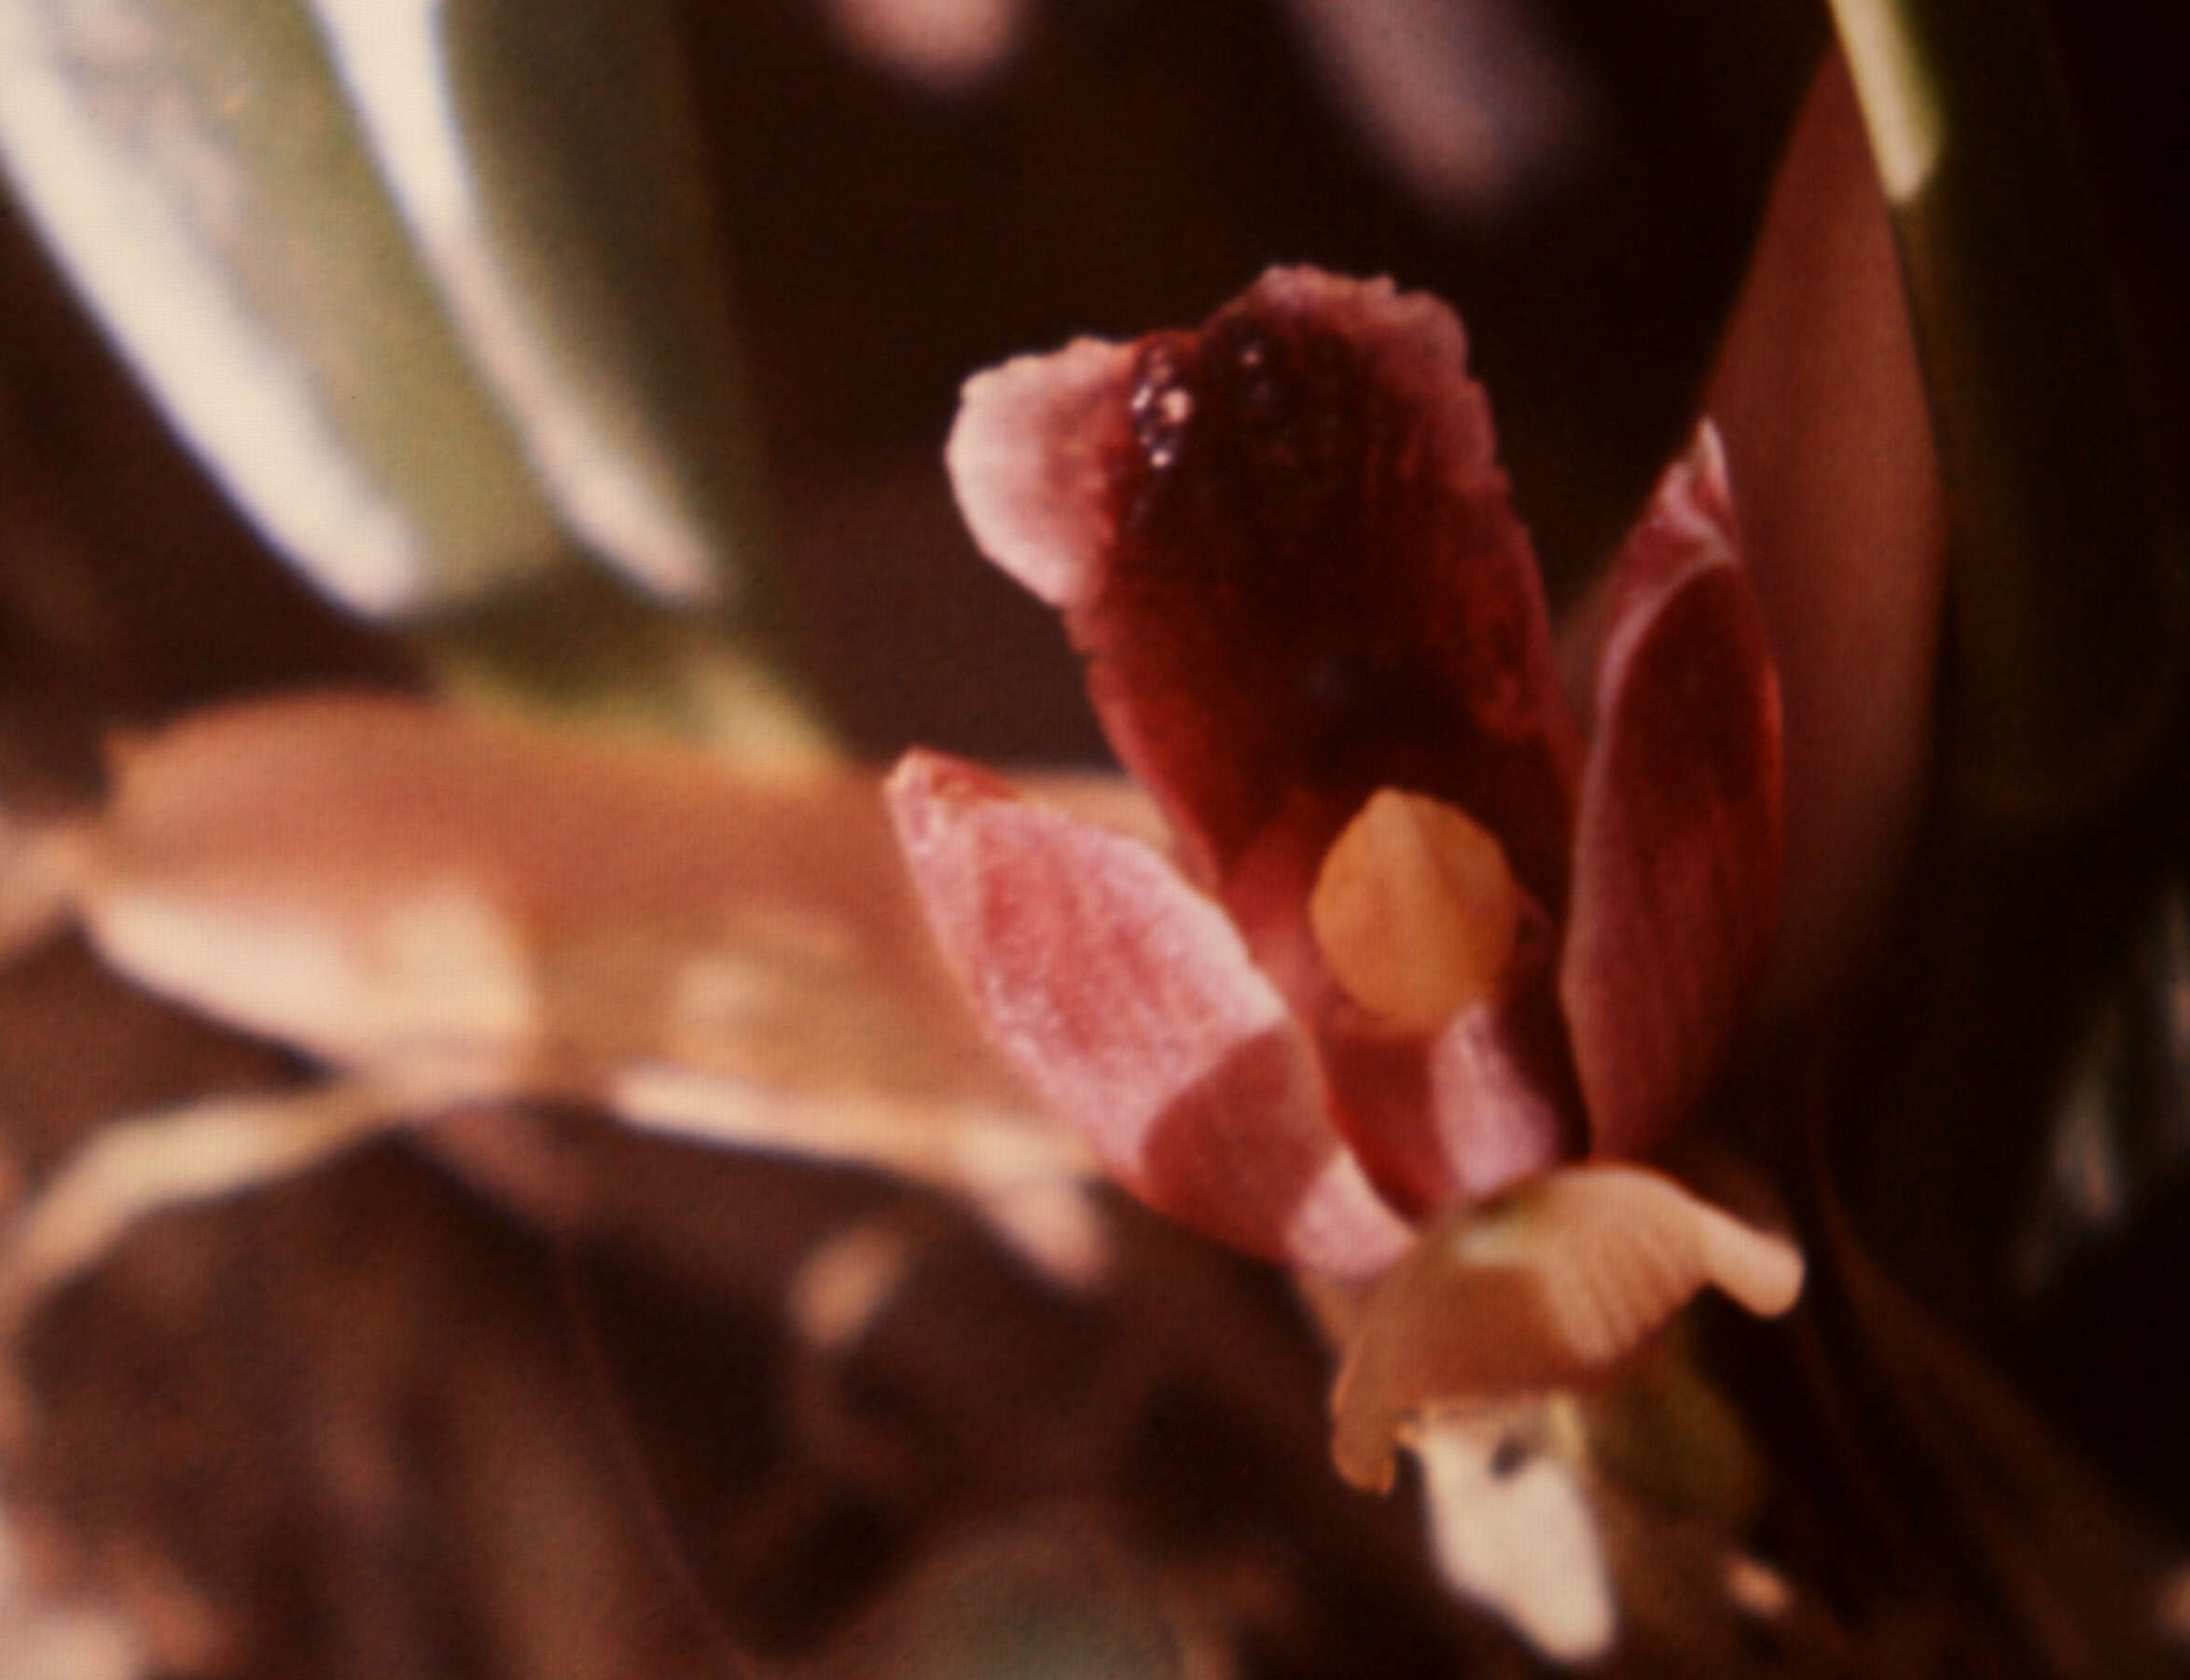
[884,267,1806,1485]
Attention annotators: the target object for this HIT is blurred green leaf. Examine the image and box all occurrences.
[0,0,563,616]
[0,0,815,746]
[309,0,779,618]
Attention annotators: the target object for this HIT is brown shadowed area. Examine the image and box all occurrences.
[6,0,2189,1675]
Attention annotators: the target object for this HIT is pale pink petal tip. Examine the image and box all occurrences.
[1670,418,1738,543]
[1328,1164,1802,1491]
[944,336,1135,607]
[884,749,1409,1277]
[1607,420,1743,624]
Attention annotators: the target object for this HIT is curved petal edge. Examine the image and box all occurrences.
[886,749,1411,1276]
[1329,1163,1803,1490]
[1559,426,1783,1159]
[946,336,1136,607]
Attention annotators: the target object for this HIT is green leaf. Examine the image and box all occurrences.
[0,0,562,615]
[309,0,780,618]
[0,0,819,744]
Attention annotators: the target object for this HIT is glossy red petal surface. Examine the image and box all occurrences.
[949,268,1578,925]
[1559,428,1783,1159]
[886,749,1412,1276]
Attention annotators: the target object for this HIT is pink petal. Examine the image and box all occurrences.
[946,267,1579,923]
[1559,426,1783,1159]
[886,749,1412,1276]
[1316,930,1576,1217]
[1424,985,1576,1194]
[946,336,1137,608]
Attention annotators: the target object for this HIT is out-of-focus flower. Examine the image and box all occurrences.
[1283,0,1595,221]
[820,0,1032,94]
[885,268,1804,1484]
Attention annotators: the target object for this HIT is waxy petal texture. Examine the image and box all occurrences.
[1329,1163,1803,1491]
[923,270,1790,1318]
[946,336,1135,609]
[948,269,1579,928]
[1307,787,1574,1215]
[1310,787,1521,1031]
[1559,429,1782,1159]
[887,750,1412,1276]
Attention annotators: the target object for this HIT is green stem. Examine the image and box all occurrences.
[1826,0,2181,833]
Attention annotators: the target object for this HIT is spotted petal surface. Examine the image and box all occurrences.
[948,269,1579,934]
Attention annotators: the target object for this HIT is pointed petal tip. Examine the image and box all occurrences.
[885,743,997,801]
[1614,419,1744,613]
[1692,414,1729,481]
[1333,1414,1405,1494]
[885,747,1410,1275]
[944,336,1135,607]
[883,746,1024,851]
[1670,417,1739,547]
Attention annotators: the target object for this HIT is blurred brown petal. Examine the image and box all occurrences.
[1702,50,1947,1016]
[10,695,1104,1301]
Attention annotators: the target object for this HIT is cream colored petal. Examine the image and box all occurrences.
[1330,1164,1801,1492]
